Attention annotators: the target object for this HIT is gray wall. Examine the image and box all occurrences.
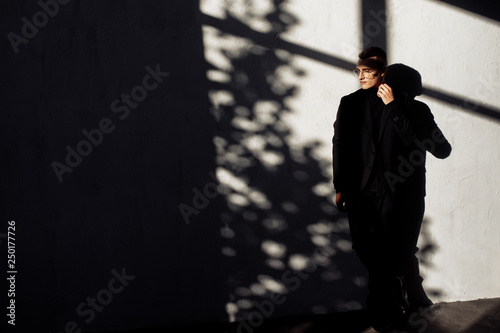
[2,1,226,331]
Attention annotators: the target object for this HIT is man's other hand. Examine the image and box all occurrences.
[335,192,347,212]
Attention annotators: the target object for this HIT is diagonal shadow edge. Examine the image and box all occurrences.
[422,87,500,122]
[201,13,353,70]
[436,0,500,24]
[201,13,500,123]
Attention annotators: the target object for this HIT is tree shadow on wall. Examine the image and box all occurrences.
[204,0,366,320]
[417,217,443,300]
[201,0,442,327]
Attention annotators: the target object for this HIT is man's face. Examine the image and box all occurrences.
[356,65,384,90]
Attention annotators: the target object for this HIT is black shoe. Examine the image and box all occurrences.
[392,276,410,316]
[367,276,409,332]
[406,278,433,311]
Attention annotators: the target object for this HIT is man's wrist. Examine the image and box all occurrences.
[385,100,399,110]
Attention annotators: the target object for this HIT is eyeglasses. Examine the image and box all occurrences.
[353,68,377,78]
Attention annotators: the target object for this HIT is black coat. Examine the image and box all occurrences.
[332,89,451,199]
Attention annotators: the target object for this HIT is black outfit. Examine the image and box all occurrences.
[332,86,451,330]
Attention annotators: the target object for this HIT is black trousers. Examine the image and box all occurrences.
[347,188,426,307]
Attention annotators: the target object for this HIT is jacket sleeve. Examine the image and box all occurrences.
[387,100,452,158]
[332,97,347,192]
[412,103,452,159]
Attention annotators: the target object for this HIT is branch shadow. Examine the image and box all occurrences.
[206,0,367,319]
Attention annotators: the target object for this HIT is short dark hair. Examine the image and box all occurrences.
[358,46,387,65]
[358,46,387,72]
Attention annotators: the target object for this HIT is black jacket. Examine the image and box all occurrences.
[332,88,451,199]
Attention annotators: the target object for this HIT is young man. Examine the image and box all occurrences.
[332,47,451,331]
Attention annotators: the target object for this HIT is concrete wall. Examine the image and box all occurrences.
[387,0,500,302]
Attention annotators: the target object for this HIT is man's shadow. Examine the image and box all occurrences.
[383,63,442,304]
[384,63,423,104]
